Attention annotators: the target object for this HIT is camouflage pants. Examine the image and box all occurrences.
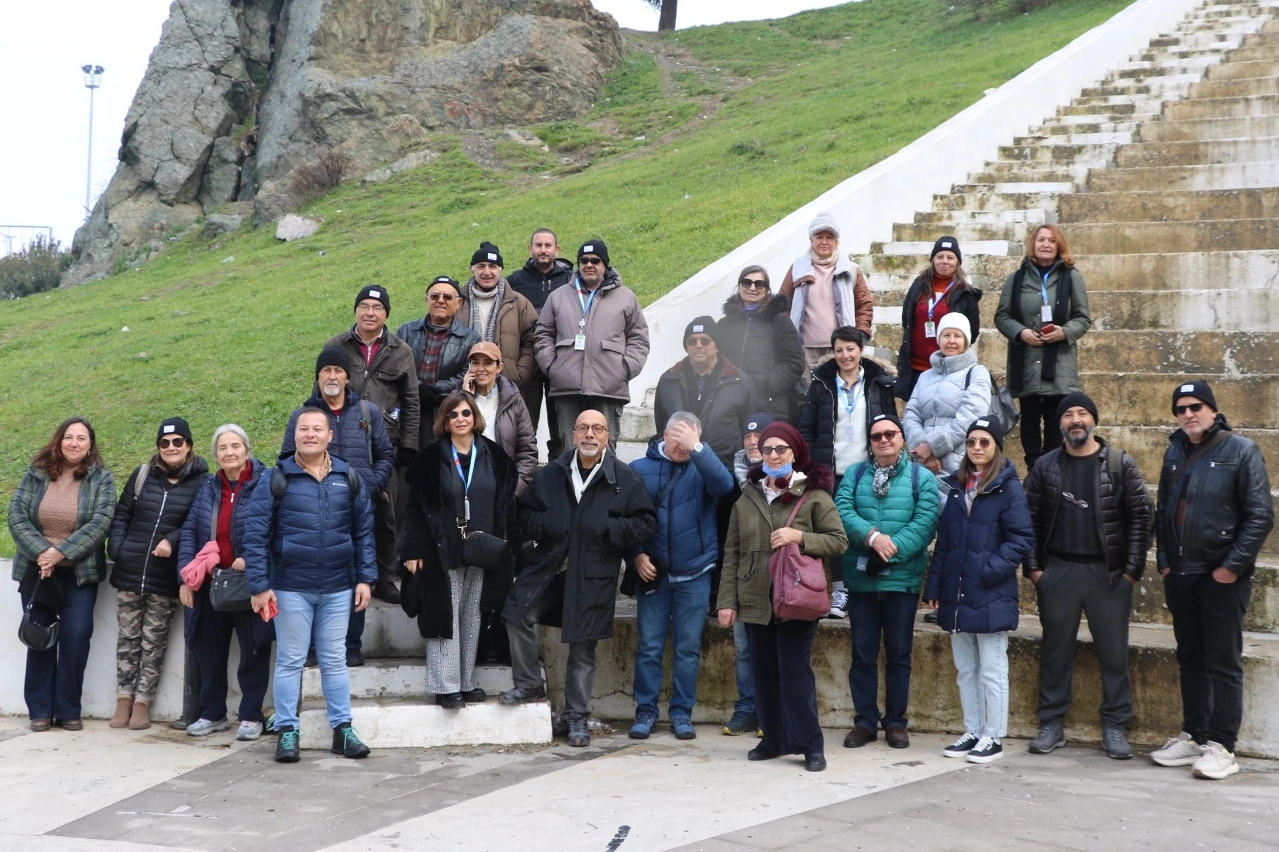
[116,590,178,702]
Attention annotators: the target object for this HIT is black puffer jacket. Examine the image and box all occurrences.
[717,293,804,421]
[652,357,756,468]
[1156,415,1274,579]
[894,270,983,400]
[109,455,210,598]
[1023,438,1153,583]
[798,357,897,472]
[508,258,575,313]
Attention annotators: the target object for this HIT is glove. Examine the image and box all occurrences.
[396,447,418,468]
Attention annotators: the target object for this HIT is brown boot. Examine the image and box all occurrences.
[109,696,133,729]
[128,699,151,730]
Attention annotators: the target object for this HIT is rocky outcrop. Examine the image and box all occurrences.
[67,0,622,284]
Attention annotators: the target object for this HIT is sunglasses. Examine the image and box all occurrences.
[1173,402,1206,416]
[738,279,768,290]
[870,430,900,443]
[446,409,473,420]
[966,437,994,449]
[686,336,715,347]
[158,437,187,449]
[579,256,604,266]
[428,292,456,302]
[760,445,791,456]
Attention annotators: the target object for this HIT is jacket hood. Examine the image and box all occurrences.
[746,462,835,495]
[790,251,855,281]
[663,356,745,381]
[522,257,574,276]
[927,346,979,374]
[1169,412,1232,449]
[720,292,791,320]
[149,454,209,483]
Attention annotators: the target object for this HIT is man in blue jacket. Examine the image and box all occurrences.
[245,407,377,763]
[626,412,735,740]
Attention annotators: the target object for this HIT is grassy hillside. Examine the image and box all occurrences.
[0,0,1134,504]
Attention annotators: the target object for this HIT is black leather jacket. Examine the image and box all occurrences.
[1023,438,1152,583]
[1156,415,1274,578]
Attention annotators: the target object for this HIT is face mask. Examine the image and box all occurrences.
[762,461,793,478]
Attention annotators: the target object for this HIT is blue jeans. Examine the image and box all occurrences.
[633,571,711,719]
[847,590,918,731]
[732,617,754,714]
[273,589,353,729]
[21,569,98,722]
[950,631,1009,739]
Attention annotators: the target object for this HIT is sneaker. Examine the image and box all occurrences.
[1151,732,1203,767]
[722,710,757,736]
[828,587,849,619]
[500,684,547,705]
[275,726,300,763]
[1192,741,1239,780]
[966,736,1003,764]
[567,715,590,748]
[1102,724,1133,760]
[630,708,658,740]
[264,711,277,733]
[671,716,696,740]
[237,721,264,741]
[942,732,979,758]
[1028,719,1066,754]
[331,722,370,758]
[186,717,231,737]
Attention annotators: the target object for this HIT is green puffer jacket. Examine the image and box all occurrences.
[834,457,940,595]
[717,466,849,625]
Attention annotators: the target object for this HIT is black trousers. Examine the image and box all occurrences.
[746,619,823,757]
[1018,393,1066,470]
[1164,572,1252,752]
[193,599,271,723]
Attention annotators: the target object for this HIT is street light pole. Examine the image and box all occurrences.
[82,64,104,220]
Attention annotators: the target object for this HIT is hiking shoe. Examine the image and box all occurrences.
[671,717,696,740]
[1152,732,1203,767]
[884,725,910,749]
[942,732,979,758]
[828,587,849,619]
[723,710,757,736]
[843,726,876,748]
[331,722,370,758]
[187,717,231,737]
[275,726,300,763]
[630,708,658,739]
[1192,741,1239,780]
[1102,725,1132,760]
[500,684,547,705]
[567,715,590,748]
[966,737,1003,764]
[237,721,263,741]
[1028,719,1066,754]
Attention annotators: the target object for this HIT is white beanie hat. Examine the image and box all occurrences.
[936,312,971,346]
[808,211,840,238]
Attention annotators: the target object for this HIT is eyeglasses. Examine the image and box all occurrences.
[738,279,768,290]
[760,445,791,456]
[158,437,187,449]
[870,430,900,443]
[579,256,604,266]
[1173,402,1206,416]
[446,409,473,420]
[686,336,715,347]
[966,437,993,449]
[428,292,456,302]
[574,424,609,435]
[357,301,386,313]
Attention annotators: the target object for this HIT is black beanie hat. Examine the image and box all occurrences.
[1057,391,1099,424]
[470,241,503,268]
[966,418,1004,451]
[156,417,193,446]
[931,236,962,265]
[354,284,390,315]
[577,239,610,267]
[683,316,718,347]
[315,344,349,378]
[428,275,462,295]
[1172,380,1218,413]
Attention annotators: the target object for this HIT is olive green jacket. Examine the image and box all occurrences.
[993,260,1091,398]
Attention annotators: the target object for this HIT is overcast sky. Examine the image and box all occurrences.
[0,0,849,253]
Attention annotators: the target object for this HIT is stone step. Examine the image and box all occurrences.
[1073,372,1279,432]
[911,208,1056,228]
[1225,43,1279,62]
[1017,130,1135,147]
[971,164,1087,184]
[297,698,552,750]
[1087,161,1279,192]
[891,221,1041,243]
[1115,136,1279,167]
[1204,57,1279,79]
[301,661,524,702]
[997,142,1122,164]
[1190,74,1279,98]
[1058,101,1147,118]
[872,239,1022,258]
[1140,114,1279,141]
[1085,288,1279,332]
[1063,218,1279,255]
[1059,187,1279,224]
[933,188,1071,214]
[1167,92,1279,120]
[1124,53,1230,71]
[1038,120,1144,136]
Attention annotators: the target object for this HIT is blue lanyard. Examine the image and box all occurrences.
[1039,269,1051,305]
[576,280,598,328]
[451,443,477,494]
[927,278,957,321]
[839,376,863,418]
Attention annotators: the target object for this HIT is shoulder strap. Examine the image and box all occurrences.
[964,366,974,390]
[781,491,809,529]
[1164,430,1230,498]
[911,461,920,502]
[1106,447,1123,485]
[360,400,376,467]
[133,464,149,499]
[270,466,287,500]
[852,462,869,494]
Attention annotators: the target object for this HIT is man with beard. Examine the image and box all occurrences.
[1022,392,1151,760]
[509,228,575,456]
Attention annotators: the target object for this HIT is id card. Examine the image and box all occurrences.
[923,321,936,339]
[856,556,868,573]
[845,423,855,440]
[1040,304,1053,323]
[574,333,587,351]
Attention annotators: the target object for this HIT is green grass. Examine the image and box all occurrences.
[0,0,1134,540]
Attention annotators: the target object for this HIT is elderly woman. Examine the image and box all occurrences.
[402,391,518,708]
[177,425,273,740]
[716,265,804,420]
[895,236,983,400]
[717,421,848,772]
[108,417,209,730]
[780,213,874,373]
[8,417,115,731]
[903,314,992,476]
[994,224,1092,470]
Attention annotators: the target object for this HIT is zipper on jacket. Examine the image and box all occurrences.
[139,482,171,595]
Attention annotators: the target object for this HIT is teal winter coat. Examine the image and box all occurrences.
[834,457,940,594]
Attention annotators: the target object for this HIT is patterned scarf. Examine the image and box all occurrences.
[871,448,907,498]
[469,278,506,343]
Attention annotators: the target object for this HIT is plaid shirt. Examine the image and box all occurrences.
[9,463,116,586]
[416,324,450,385]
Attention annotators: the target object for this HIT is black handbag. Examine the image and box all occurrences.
[19,578,60,651]
[451,450,508,572]
[209,568,252,612]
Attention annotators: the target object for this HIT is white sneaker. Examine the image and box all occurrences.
[828,588,849,619]
[1192,741,1239,780]
[1151,732,1203,767]
[236,720,264,741]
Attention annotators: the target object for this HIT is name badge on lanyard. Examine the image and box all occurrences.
[925,279,957,339]
[575,282,596,351]
[842,380,862,440]
[923,321,936,339]
[1039,270,1053,324]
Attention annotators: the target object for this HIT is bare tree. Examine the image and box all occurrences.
[642,0,678,31]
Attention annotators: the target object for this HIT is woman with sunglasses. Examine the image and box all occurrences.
[894,236,982,401]
[715,265,804,421]
[717,422,848,772]
[401,391,518,708]
[9,417,115,731]
[902,313,991,476]
[925,419,1033,764]
[107,418,209,730]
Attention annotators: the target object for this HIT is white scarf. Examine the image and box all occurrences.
[571,449,606,502]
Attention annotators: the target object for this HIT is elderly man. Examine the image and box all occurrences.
[280,345,395,667]
[456,242,539,397]
[325,285,420,603]
[534,239,649,453]
[780,213,874,371]
[1151,381,1273,780]
[500,410,656,748]
[397,276,482,447]
[244,407,376,763]
[626,412,734,740]
[1023,392,1151,760]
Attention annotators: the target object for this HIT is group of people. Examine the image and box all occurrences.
[8,217,1271,781]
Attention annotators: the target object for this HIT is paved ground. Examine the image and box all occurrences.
[2,716,1276,852]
